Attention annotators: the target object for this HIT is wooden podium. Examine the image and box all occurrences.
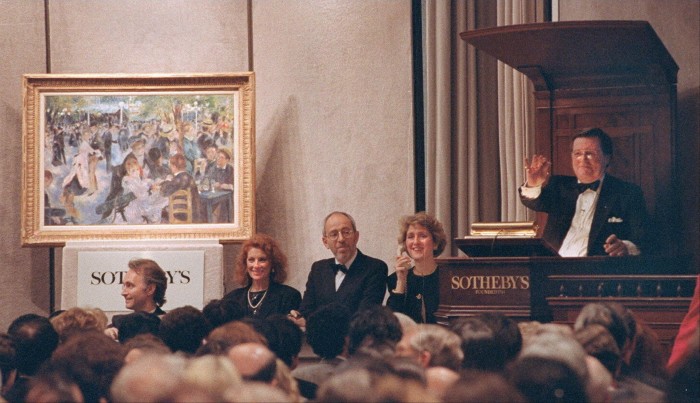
[435,251,694,350]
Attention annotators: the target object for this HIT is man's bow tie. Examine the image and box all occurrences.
[577,180,600,193]
[333,264,348,275]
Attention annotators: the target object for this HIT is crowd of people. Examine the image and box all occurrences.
[0,208,698,402]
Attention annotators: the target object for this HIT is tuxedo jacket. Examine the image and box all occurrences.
[223,281,301,319]
[520,174,649,256]
[299,250,388,317]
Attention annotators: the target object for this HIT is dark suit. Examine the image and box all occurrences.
[299,250,388,317]
[520,174,649,256]
[223,282,301,319]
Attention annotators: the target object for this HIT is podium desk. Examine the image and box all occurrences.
[435,254,694,351]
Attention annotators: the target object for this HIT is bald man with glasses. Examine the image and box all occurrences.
[289,211,388,327]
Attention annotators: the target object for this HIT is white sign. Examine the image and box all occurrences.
[77,250,205,311]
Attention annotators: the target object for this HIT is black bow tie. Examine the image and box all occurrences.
[577,180,600,193]
[333,264,348,275]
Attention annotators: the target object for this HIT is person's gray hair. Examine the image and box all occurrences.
[393,312,418,334]
[110,353,188,402]
[316,368,373,402]
[519,331,589,384]
[408,324,464,371]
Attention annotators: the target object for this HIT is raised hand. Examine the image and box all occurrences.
[524,154,552,187]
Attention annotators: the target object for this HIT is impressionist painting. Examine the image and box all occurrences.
[22,74,255,245]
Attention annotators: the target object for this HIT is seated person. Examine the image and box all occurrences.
[289,212,387,327]
[386,212,447,324]
[222,234,301,319]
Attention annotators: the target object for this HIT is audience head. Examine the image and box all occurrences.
[574,323,621,375]
[445,370,527,403]
[158,306,211,355]
[202,297,245,328]
[397,211,447,257]
[267,314,304,368]
[7,313,59,376]
[227,343,277,383]
[322,211,359,266]
[177,354,243,400]
[306,303,351,360]
[509,356,589,403]
[396,324,463,371]
[347,306,402,357]
[574,302,630,354]
[50,331,125,403]
[112,311,161,344]
[519,329,589,384]
[50,307,108,343]
[315,367,373,402]
[393,312,418,335]
[111,352,188,402]
[235,233,290,286]
[122,333,171,365]
[123,258,168,311]
[477,312,523,363]
[198,320,267,356]
[25,363,84,403]
[318,368,436,403]
[449,316,504,371]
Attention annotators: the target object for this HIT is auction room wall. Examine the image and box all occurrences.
[0,0,414,328]
[0,1,49,329]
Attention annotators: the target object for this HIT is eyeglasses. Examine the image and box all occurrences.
[325,229,354,240]
[571,150,601,160]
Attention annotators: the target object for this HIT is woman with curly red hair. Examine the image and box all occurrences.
[222,233,301,319]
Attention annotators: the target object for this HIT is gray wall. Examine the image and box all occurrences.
[0,0,413,329]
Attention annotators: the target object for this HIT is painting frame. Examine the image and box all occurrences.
[22,73,255,246]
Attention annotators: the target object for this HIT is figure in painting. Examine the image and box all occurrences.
[117,157,169,224]
[159,153,204,223]
[207,148,234,223]
[61,125,103,222]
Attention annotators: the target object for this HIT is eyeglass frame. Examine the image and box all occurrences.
[571,150,602,160]
[324,228,355,241]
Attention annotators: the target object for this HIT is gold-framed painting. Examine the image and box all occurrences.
[21,73,255,246]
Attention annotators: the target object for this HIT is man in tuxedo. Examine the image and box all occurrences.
[520,128,649,257]
[289,211,388,326]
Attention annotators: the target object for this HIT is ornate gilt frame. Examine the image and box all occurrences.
[22,73,255,246]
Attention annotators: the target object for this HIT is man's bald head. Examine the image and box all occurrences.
[227,343,277,383]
